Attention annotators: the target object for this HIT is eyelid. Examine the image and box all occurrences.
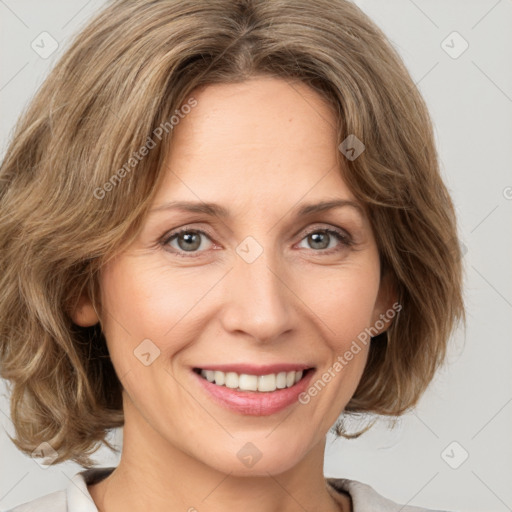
[299,223,352,242]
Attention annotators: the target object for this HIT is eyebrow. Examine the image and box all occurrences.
[149,199,364,218]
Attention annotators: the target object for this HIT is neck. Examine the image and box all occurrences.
[88,398,350,512]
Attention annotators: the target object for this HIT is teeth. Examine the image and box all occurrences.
[258,374,276,392]
[276,371,287,389]
[199,369,306,392]
[224,372,239,389]
[239,373,258,391]
[214,371,225,385]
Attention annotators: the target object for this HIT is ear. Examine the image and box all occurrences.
[370,270,399,336]
[70,291,100,327]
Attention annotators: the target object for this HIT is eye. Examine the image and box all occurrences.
[162,228,213,256]
[297,227,352,254]
[161,225,353,258]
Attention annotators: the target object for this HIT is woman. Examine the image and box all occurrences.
[0,1,464,511]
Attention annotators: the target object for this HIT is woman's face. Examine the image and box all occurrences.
[75,76,393,476]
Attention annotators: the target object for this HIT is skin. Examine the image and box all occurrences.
[73,76,395,512]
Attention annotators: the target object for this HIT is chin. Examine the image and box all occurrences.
[193,433,314,477]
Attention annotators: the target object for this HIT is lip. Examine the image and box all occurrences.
[191,366,316,416]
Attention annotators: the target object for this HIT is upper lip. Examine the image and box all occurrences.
[193,363,314,376]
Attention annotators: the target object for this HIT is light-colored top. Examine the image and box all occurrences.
[6,466,448,512]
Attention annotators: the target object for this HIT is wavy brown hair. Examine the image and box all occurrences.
[0,0,464,467]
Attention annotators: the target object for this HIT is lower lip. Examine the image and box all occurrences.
[192,369,315,416]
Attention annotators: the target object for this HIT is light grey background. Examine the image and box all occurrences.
[1,1,511,511]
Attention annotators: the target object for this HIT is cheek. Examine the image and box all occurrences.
[299,260,381,347]
[98,257,227,375]
[99,257,210,337]
[300,270,379,420]
[295,260,379,408]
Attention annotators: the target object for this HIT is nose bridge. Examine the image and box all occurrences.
[220,243,293,342]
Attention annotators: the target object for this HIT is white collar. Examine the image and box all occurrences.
[66,467,116,512]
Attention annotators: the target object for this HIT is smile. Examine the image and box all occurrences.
[191,365,316,416]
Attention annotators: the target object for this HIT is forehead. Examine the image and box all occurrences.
[171,76,337,154]
[153,77,354,208]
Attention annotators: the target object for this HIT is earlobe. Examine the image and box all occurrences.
[70,293,100,327]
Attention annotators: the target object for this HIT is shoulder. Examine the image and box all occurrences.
[327,477,451,512]
[5,490,66,512]
[6,466,115,512]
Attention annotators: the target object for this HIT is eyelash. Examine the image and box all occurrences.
[160,225,353,258]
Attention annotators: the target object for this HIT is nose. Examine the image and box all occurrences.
[218,248,295,343]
